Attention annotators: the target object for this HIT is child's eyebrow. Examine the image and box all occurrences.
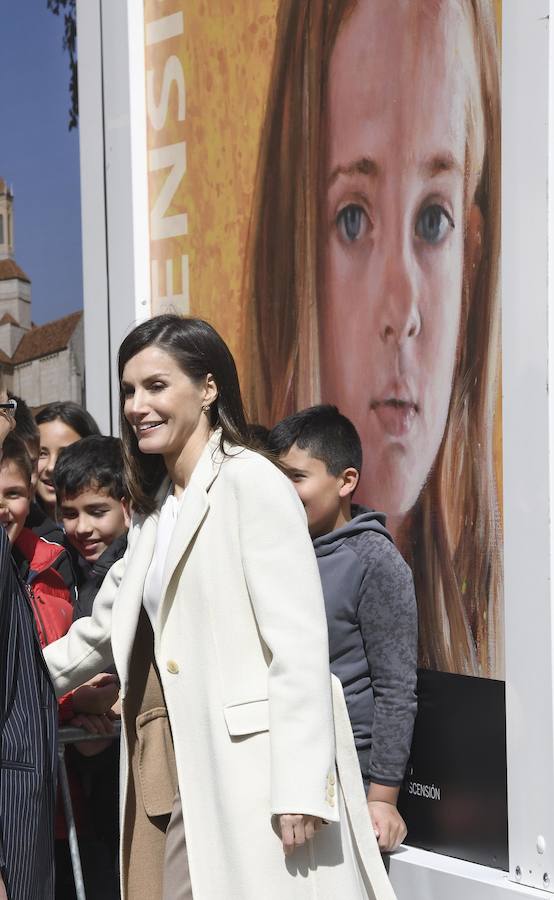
[419,152,463,179]
[328,156,379,186]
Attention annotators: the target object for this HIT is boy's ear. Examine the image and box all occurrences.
[121,498,131,529]
[338,467,359,499]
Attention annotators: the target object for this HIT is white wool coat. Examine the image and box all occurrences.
[44,434,395,900]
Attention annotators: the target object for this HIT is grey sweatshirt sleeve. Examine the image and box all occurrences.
[357,537,418,786]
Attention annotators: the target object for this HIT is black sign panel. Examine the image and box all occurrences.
[397,669,508,870]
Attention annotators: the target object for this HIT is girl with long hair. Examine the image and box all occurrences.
[45,314,394,899]
[243,0,502,677]
[35,401,100,521]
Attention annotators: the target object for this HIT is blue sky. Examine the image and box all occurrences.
[0,1,82,324]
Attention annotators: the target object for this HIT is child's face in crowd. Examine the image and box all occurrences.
[37,419,82,513]
[320,0,480,519]
[60,485,130,563]
[281,443,345,539]
[0,461,31,545]
[24,440,40,491]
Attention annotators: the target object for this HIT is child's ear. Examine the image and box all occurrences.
[121,498,131,529]
[339,467,359,499]
[467,203,484,291]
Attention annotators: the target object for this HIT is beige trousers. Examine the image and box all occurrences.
[162,792,192,900]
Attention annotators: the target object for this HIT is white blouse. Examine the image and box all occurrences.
[142,486,185,629]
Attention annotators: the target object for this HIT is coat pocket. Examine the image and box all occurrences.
[0,758,35,772]
[136,707,178,817]
[223,698,270,737]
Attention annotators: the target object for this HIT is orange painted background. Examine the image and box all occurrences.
[144,0,278,378]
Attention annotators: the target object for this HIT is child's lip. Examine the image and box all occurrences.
[80,541,100,552]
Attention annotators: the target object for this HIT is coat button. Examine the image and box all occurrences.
[327,784,335,798]
[166,660,180,674]
[328,773,336,785]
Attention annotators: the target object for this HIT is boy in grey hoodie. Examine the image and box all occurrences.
[269,405,417,853]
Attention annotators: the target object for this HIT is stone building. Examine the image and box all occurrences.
[0,179,84,409]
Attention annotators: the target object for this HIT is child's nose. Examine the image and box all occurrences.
[76,517,93,535]
[377,237,421,346]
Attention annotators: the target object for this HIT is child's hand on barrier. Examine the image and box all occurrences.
[72,672,120,715]
[367,800,407,852]
[69,711,115,757]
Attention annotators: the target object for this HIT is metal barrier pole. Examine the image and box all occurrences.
[58,722,121,900]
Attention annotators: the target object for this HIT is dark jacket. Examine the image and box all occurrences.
[313,505,418,788]
[73,532,128,621]
[0,526,57,899]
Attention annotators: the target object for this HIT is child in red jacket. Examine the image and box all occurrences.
[0,433,119,899]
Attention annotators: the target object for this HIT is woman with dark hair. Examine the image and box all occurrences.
[35,401,100,521]
[44,315,393,900]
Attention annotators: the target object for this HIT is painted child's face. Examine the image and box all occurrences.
[0,460,31,545]
[321,0,479,518]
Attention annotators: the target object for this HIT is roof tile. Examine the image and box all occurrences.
[0,259,30,284]
[11,311,82,365]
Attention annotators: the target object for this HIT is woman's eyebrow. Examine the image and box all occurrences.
[328,156,379,186]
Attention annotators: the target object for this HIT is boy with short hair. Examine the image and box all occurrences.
[0,432,77,656]
[53,435,130,898]
[54,434,130,621]
[269,405,418,853]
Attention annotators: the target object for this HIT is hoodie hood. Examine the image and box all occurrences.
[91,531,128,579]
[313,504,392,557]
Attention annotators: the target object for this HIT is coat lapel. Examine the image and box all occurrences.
[157,432,224,627]
[112,509,159,688]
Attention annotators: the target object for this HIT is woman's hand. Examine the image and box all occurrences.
[278,814,323,856]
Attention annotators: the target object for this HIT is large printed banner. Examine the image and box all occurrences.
[143,0,505,866]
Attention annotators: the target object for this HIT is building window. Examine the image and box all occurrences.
[0,215,4,246]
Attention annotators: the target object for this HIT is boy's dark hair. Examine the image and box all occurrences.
[35,401,100,438]
[10,393,40,456]
[246,423,271,451]
[268,405,362,476]
[1,433,33,485]
[54,435,128,502]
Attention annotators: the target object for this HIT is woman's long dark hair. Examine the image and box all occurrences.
[118,315,255,514]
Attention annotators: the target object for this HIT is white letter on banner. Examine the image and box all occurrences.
[147,56,186,131]
[151,256,190,312]
[145,13,184,46]
[149,143,188,240]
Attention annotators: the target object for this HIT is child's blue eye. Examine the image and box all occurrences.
[337,204,367,243]
[415,204,453,244]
